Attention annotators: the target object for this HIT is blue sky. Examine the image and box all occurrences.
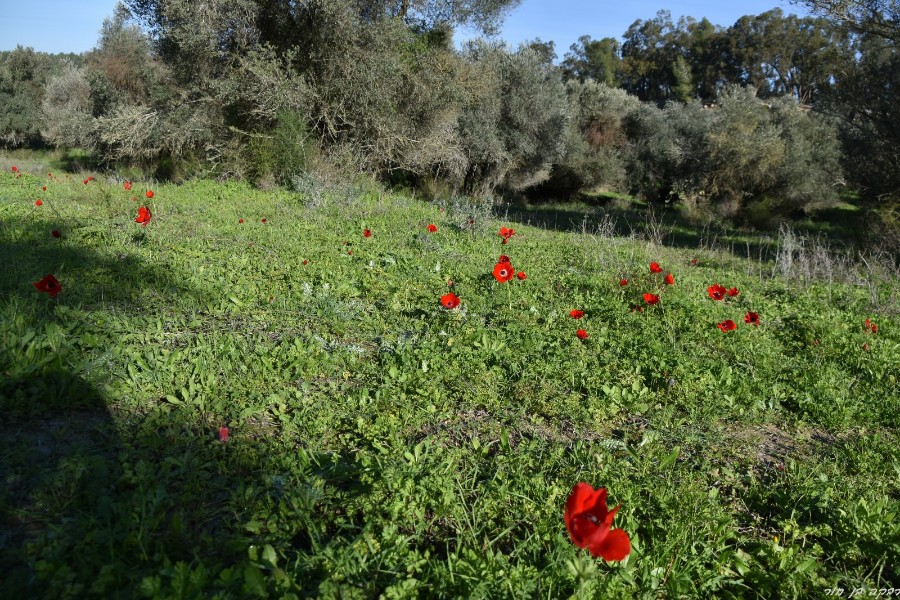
[1,0,809,55]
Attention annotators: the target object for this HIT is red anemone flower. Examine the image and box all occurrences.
[135,206,152,226]
[744,312,760,327]
[33,274,62,298]
[499,226,515,243]
[493,262,514,283]
[42,186,47,191]
[11,166,18,173]
[498,254,511,264]
[124,181,132,191]
[576,329,589,340]
[643,293,659,305]
[87,176,94,182]
[440,292,460,309]
[261,218,267,223]
[564,483,631,561]
[218,426,229,442]
[727,287,739,297]
[619,279,628,286]
[83,179,89,185]
[717,319,737,332]
[51,230,61,238]
[569,309,584,319]
[690,258,699,265]
[664,273,674,285]
[516,271,527,280]
[35,199,42,206]
[239,218,244,223]
[865,318,878,333]
[303,259,309,265]
[145,190,154,198]
[427,223,438,233]
[363,228,372,238]
[630,305,644,313]
[650,261,663,274]
[707,284,727,301]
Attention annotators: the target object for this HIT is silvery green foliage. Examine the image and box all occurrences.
[41,62,97,150]
[457,41,568,193]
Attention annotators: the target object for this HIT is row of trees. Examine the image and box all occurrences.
[1,0,896,219]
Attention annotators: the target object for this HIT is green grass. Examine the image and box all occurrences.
[1,167,898,598]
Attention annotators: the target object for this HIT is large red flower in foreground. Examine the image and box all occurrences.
[707,284,727,301]
[33,274,62,298]
[564,483,631,561]
[717,319,737,332]
[493,262,514,282]
[135,206,152,226]
[440,293,460,309]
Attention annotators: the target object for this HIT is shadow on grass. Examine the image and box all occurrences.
[0,220,370,597]
[498,196,873,261]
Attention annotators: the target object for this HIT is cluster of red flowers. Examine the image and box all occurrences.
[706,283,761,332]
[865,318,878,334]
[499,226,515,244]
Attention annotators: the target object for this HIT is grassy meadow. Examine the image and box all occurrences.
[1,164,898,598]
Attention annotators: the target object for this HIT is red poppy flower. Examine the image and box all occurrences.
[569,309,584,319]
[11,166,18,173]
[564,483,631,561]
[42,186,47,191]
[664,273,674,285]
[218,426,229,442]
[727,287,739,297]
[469,218,475,225]
[499,226,515,244]
[576,329,589,340]
[146,190,154,199]
[135,206,152,226]
[690,258,699,265]
[440,292,460,309]
[865,318,878,333]
[348,250,353,255]
[493,262,514,282]
[34,199,42,206]
[498,254,510,264]
[516,271,527,280]
[619,279,628,286]
[261,219,267,223]
[707,284,727,301]
[630,305,644,313]
[51,230,61,238]
[427,223,438,233]
[124,181,132,191]
[717,319,737,332]
[303,259,309,265]
[239,218,244,223]
[33,274,62,298]
[643,293,659,305]
[87,176,94,182]
[363,228,372,238]
[47,172,52,177]
[744,312,760,327]
[83,179,89,185]
[650,261,662,274]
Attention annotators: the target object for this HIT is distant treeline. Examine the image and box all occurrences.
[1,0,897,221]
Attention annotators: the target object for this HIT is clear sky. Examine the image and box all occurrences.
[0,0,811,55]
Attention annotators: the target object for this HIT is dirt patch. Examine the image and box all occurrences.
[728,422,836,468]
